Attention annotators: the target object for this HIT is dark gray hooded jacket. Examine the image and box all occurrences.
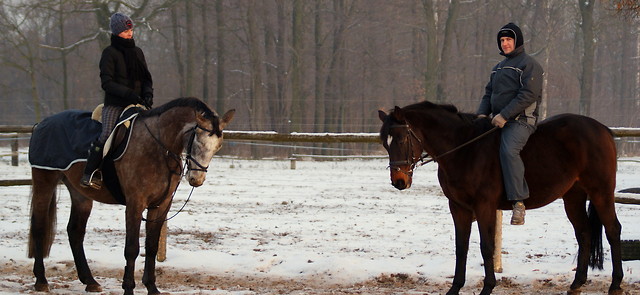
[477,23,544,126]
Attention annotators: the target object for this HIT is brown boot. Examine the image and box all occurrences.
[510,201,525,225]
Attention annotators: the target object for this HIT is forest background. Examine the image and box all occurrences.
[1,0,640,156]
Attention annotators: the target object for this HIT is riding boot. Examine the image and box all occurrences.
[510,201,526,225]
[80,141,104,189]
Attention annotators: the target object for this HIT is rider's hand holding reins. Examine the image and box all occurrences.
[491,114,507,128]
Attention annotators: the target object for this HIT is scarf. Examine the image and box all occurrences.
[110,34,151,93]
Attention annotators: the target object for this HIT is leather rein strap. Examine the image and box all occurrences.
[389,124,498,173]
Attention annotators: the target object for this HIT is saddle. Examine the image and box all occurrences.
[91,104,144,160]
[91,104,146,205]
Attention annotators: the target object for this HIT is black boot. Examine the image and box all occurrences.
[80,141,103,189]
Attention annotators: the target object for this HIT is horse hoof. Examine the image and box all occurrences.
[85,283,102,292]
[34,283,49,292]
[567,288,581,295]
[608,288,623,295]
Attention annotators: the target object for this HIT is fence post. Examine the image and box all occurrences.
[157,221,168,262]
[290,156,296,170]
[11,134,18,166]
[494,210,503,273]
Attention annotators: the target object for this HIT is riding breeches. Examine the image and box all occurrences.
[98,105,124,144]
[499,120,535,201]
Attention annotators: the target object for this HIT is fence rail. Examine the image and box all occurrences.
[3,125,640,142]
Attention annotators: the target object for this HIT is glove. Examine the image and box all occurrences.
[142,93,153,109]
[491,114,507,128]
[127,91,141,104]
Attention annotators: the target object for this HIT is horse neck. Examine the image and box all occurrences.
[144,108,196,154]
[405,111,473,160]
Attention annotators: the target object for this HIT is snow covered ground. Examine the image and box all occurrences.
[0,149,639,294]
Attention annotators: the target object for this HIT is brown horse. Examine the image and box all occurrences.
[28,97,234,295]
[378,101,623,295]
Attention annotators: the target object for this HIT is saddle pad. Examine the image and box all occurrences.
[29,110,102,170]
[103,108,139,159]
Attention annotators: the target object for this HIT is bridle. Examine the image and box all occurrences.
[141,121,219,222]
[144,122,216,175]
[387,124,426,176]
[386,122,498,176]
[184,124,217,173]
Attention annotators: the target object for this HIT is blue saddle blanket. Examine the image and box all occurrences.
[29,110,102,170]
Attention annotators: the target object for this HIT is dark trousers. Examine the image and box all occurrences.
[499,120,535,201]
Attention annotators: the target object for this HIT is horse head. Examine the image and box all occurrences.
[378,106,424,190]
[185,108,235,187]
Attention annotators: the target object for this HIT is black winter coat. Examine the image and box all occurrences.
[99,39,153,108]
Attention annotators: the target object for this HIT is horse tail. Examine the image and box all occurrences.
[587,202,604,270]
[28,187,58,258]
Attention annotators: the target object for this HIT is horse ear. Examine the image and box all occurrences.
[393,106,405,121]
[219,109,235,130]
[377,109,388,122]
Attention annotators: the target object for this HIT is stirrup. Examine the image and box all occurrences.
[80,171,102,190]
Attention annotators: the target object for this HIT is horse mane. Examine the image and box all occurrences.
[401,100,478,125]
[140,97,221,135]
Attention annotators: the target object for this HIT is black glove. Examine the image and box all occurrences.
[127,91,141,104]
[142,93,153,109]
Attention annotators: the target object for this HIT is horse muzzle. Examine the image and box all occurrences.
[187,172,206,187]
[390,168,412,190]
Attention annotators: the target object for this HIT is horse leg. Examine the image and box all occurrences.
[446,200,474,295]
[122,206,144,295]
[474,205,497,295]
[562,186,590,294]
[64,183,102,292]
[28,169,61,292]
[588,196,623,294]
[141,202,172,295]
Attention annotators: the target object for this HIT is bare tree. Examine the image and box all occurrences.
[0,2,48,120]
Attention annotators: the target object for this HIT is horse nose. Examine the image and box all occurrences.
[393,179,407,190]
[188,176,203,187]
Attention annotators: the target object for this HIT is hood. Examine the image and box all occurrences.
[497,23,524,54]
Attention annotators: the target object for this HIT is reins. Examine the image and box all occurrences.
[388,123,498,174]
[418,126,499,166]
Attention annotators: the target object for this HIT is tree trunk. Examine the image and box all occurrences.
[171,8,186,96]
[201,0,210,104]
[578,0,595,116]
[314,1,326,133]
[437,0,460,104]
[290,0,304,132]
[421,0,438,102]
[185,0,194,96]
[215,0,226,114]
[247,2,264,131]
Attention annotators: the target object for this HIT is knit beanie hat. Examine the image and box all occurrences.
[110,13,133,35]
[496,23,523,53]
